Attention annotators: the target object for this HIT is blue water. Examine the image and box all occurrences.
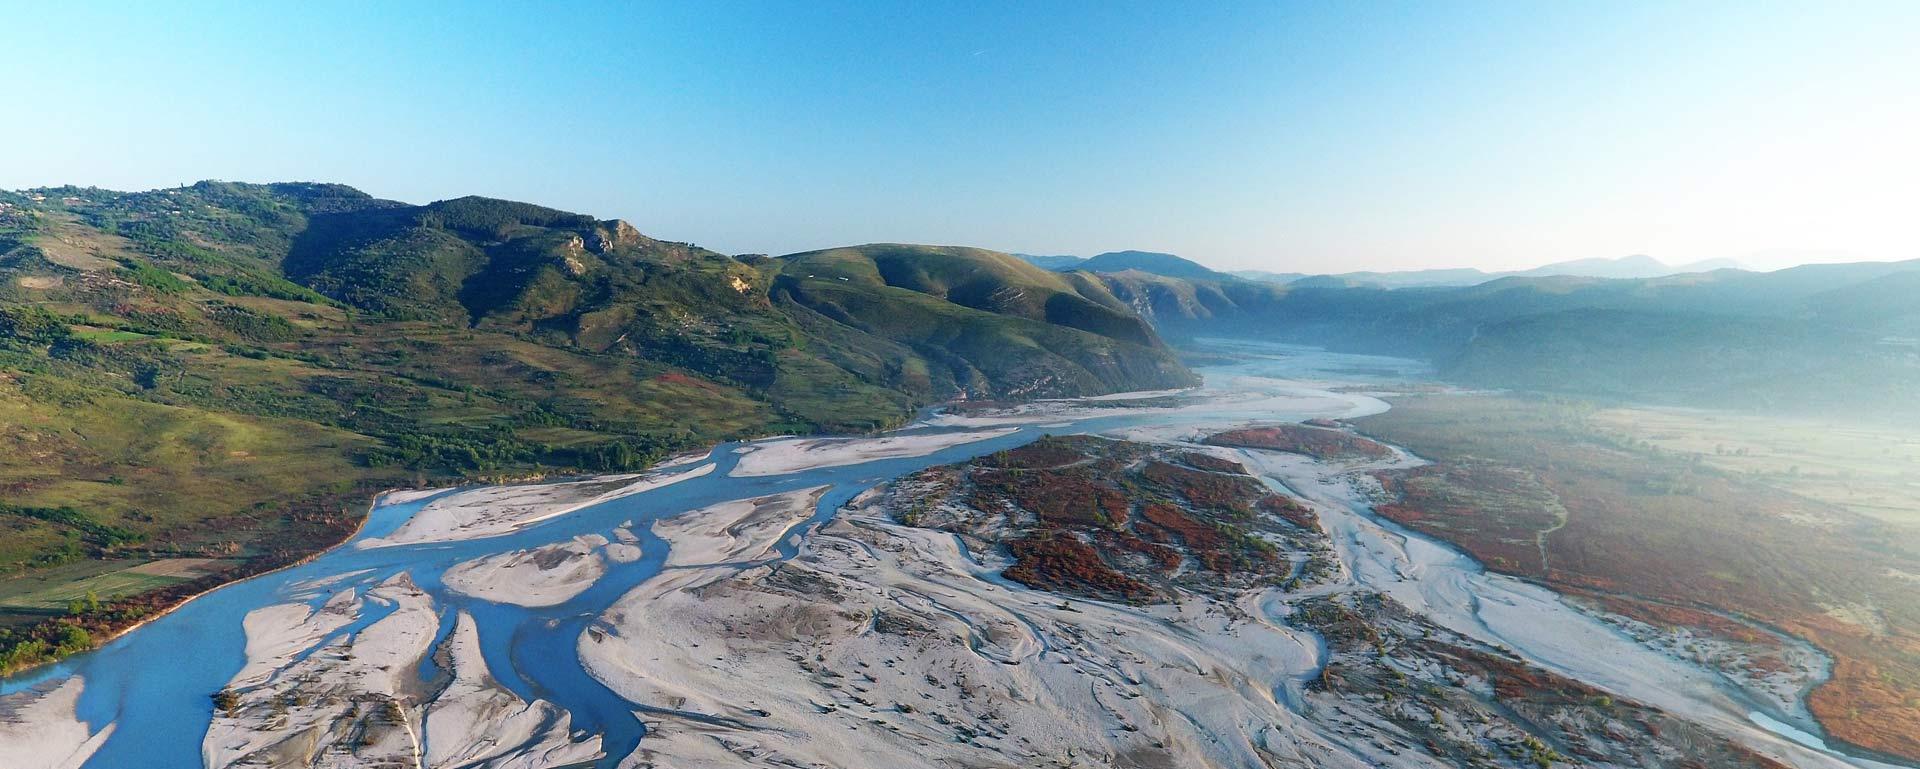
[0,344,1425,769]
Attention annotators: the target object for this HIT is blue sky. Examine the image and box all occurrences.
[5,1,1916,272]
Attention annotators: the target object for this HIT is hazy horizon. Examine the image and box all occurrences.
[5,1,1916,274]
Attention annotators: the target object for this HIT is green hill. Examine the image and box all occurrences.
[1076,250,1225,280]
[774,245,1193,399]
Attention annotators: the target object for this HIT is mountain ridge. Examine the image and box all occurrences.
[1015,249,1751,287]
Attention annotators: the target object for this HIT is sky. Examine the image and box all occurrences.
[4,1,1917,273]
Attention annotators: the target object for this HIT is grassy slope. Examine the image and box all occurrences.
[776,245,1195,399]
[1353,394,1920,763]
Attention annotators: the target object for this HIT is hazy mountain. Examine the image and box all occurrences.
[1015,250,1227,280]
[1088,257,1920,419]
[1237,255,1749,288]
[1508,254,1743,279]
[1011,253,1087,271]
[1283,268,1494,289]
[1075,250,1225,280]
[1228,269,1308,283]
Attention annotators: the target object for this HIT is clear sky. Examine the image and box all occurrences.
[4,1,1917,273]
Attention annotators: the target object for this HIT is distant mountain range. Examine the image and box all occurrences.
[1081,254,1920,419]
[1239,254,1749,288]
[1012,250,1228,279]
[1003,249,1914,418]
[1012,242,1917,419]
[1018,250,1745,287]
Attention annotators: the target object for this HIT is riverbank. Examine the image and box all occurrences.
[0,485,380,678]
[3,446,746,679]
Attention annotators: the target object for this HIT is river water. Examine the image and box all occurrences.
[0,341,1898,769]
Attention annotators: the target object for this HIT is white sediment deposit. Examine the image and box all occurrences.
[729,428,1018,477]
[578,423,1869,769]
[361,462,714,548]
[376,487,456,506]
[205,574,601,768]
[651,486,828,567]
[443,534,614,607]
[1228,442,1871,769]
[0,677,114,769]
[205,574,441,767]
[581,503,1360,768]
[230,588,360,688]
[422,613,602,768]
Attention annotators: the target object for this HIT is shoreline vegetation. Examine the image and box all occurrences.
[0,485,376,676]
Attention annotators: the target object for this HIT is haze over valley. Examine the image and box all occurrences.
[3,3,1918,769]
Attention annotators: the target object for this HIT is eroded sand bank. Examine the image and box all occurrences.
[443,534,616,607]
[205,574,602,768]
[729,429,1017,477]
[0,677,114,769]
[360,462,714,548]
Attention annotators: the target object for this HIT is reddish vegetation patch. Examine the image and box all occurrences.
[1135,502,1276,574]
[974,467,1130,527]
[1583,593,1783,649]
[1004,532,1153,602]
[979,439,1091,470]
[1204,424,1392,461]
[1304,418,1342,428]
[1138,502,1222,551]
[1259,494,1319,530]
[1474,644,1603,703]
[1179,451,1246,474]
[913,436,1303,603]
[1094,529,1182,572]
[1140,461,1266,517]
[1370,464,1558,579]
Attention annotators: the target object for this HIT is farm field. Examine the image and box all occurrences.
[0,558,238,614]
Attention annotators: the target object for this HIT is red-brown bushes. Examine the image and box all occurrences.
[1004,532,1154,601]
[1205,424,1392,460]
